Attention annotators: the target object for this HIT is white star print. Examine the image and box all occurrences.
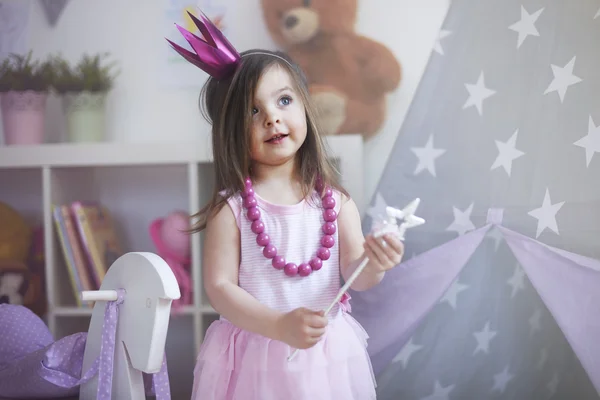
[491,129,525,177]
[507,263,526,298]
[420,381,455,400]
[573,115,600,167]
[492,365,514,393]
[366,192,389,222]
[439,278,469,309]
[473,321,497,355]
[536,348,548,370]
[548,372,560,396]
[463,71,496,115]
[433,29,451,55]
[527,188,565,238]
[410,134,447,177]
[508,6,544,48]
[529,308,542,335]
[446,203,475,236]
[544,56,582,103]
[392,337,424,369]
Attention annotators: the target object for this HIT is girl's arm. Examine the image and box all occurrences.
[337,195,404,291]
[202,204,283,340]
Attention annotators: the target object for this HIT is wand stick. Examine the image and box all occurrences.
[286,257,369,362]
[286,199,425,362]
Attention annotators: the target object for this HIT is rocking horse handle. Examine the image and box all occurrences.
[81,290,119,302]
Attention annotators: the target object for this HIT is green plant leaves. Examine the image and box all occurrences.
[0,52,54,92]
[0,51,119,94]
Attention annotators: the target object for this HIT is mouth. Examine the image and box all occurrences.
[266,133,289,143]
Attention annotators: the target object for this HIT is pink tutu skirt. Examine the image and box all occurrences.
[191,310,376,400]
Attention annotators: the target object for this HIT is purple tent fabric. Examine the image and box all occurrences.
[349,225,491,363]
[349,0,600,397]
[350,221,600,398]
[500,226,600,393]
[0,294,171,399]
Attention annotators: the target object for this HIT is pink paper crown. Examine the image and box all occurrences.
[166,10,241,80]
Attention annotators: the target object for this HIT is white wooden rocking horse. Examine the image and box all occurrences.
[79,252,181,400]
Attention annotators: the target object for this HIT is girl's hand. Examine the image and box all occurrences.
[363,233,405,273]
[275,307,328,349]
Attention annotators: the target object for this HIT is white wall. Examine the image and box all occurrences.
[1,0,448,205]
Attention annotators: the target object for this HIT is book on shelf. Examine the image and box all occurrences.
[52,202,124,307]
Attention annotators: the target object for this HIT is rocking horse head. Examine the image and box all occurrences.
[81,252,181,375]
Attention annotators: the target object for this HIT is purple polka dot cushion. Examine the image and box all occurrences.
[0,304,83,398]
[0,304,54,369]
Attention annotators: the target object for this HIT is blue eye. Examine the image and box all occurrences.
[252,107,259,115]
[279,96,292,106]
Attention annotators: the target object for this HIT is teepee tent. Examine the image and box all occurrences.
[350,0,600,399]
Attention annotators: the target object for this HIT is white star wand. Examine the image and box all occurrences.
[287,198,425,362]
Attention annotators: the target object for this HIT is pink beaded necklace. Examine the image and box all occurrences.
[240,176,337,277]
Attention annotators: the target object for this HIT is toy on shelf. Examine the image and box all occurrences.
[0,201,39,311]
[149,210,192,313]
[0,251,181,400]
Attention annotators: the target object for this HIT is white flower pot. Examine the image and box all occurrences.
[62,91,107,142]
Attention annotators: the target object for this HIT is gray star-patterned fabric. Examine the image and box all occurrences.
[349,0,600,399]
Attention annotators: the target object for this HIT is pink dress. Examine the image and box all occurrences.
[191,189,376,400]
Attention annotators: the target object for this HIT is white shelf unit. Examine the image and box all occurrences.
[0,134,364,398]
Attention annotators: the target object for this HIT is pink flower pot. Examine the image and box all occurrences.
[1,91,48,145]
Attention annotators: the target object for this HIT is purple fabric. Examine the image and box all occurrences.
[0,304,82,398]
[349,225,491,373]
[499,226,600,394]
[0,305,54,370]
[0,291,171,399]
[350,222,600,395]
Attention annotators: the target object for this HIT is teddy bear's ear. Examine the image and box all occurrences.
[165,9,241,80]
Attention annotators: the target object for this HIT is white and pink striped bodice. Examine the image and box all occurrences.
[224,189,342,318]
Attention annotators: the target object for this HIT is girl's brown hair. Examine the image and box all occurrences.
[190,49,347,233]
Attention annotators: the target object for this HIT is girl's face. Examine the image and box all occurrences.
[249,64,307,170]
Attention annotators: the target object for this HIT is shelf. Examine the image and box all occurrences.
[0,134,363,369]
[52,305,213,317]
[47,164,193,308]
[0,135,365,213]
[0,135,360,168]
[0,141,212,168]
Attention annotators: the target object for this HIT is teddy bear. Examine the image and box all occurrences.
[260,0,401,139]
[0,201,33,307]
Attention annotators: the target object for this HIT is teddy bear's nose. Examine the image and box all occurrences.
[284,15,299,29]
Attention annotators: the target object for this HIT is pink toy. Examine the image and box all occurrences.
[149,210,192,313]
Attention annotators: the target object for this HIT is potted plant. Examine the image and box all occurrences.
[0,52,54,145]
[52,53,118,142]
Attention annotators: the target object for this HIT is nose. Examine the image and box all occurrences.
[284,15,298,29]
[264,108,281,127]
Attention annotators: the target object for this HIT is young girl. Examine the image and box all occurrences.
[168,12,404,400]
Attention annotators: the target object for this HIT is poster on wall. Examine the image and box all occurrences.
[0,0,31,62]
[160,0,232,88]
